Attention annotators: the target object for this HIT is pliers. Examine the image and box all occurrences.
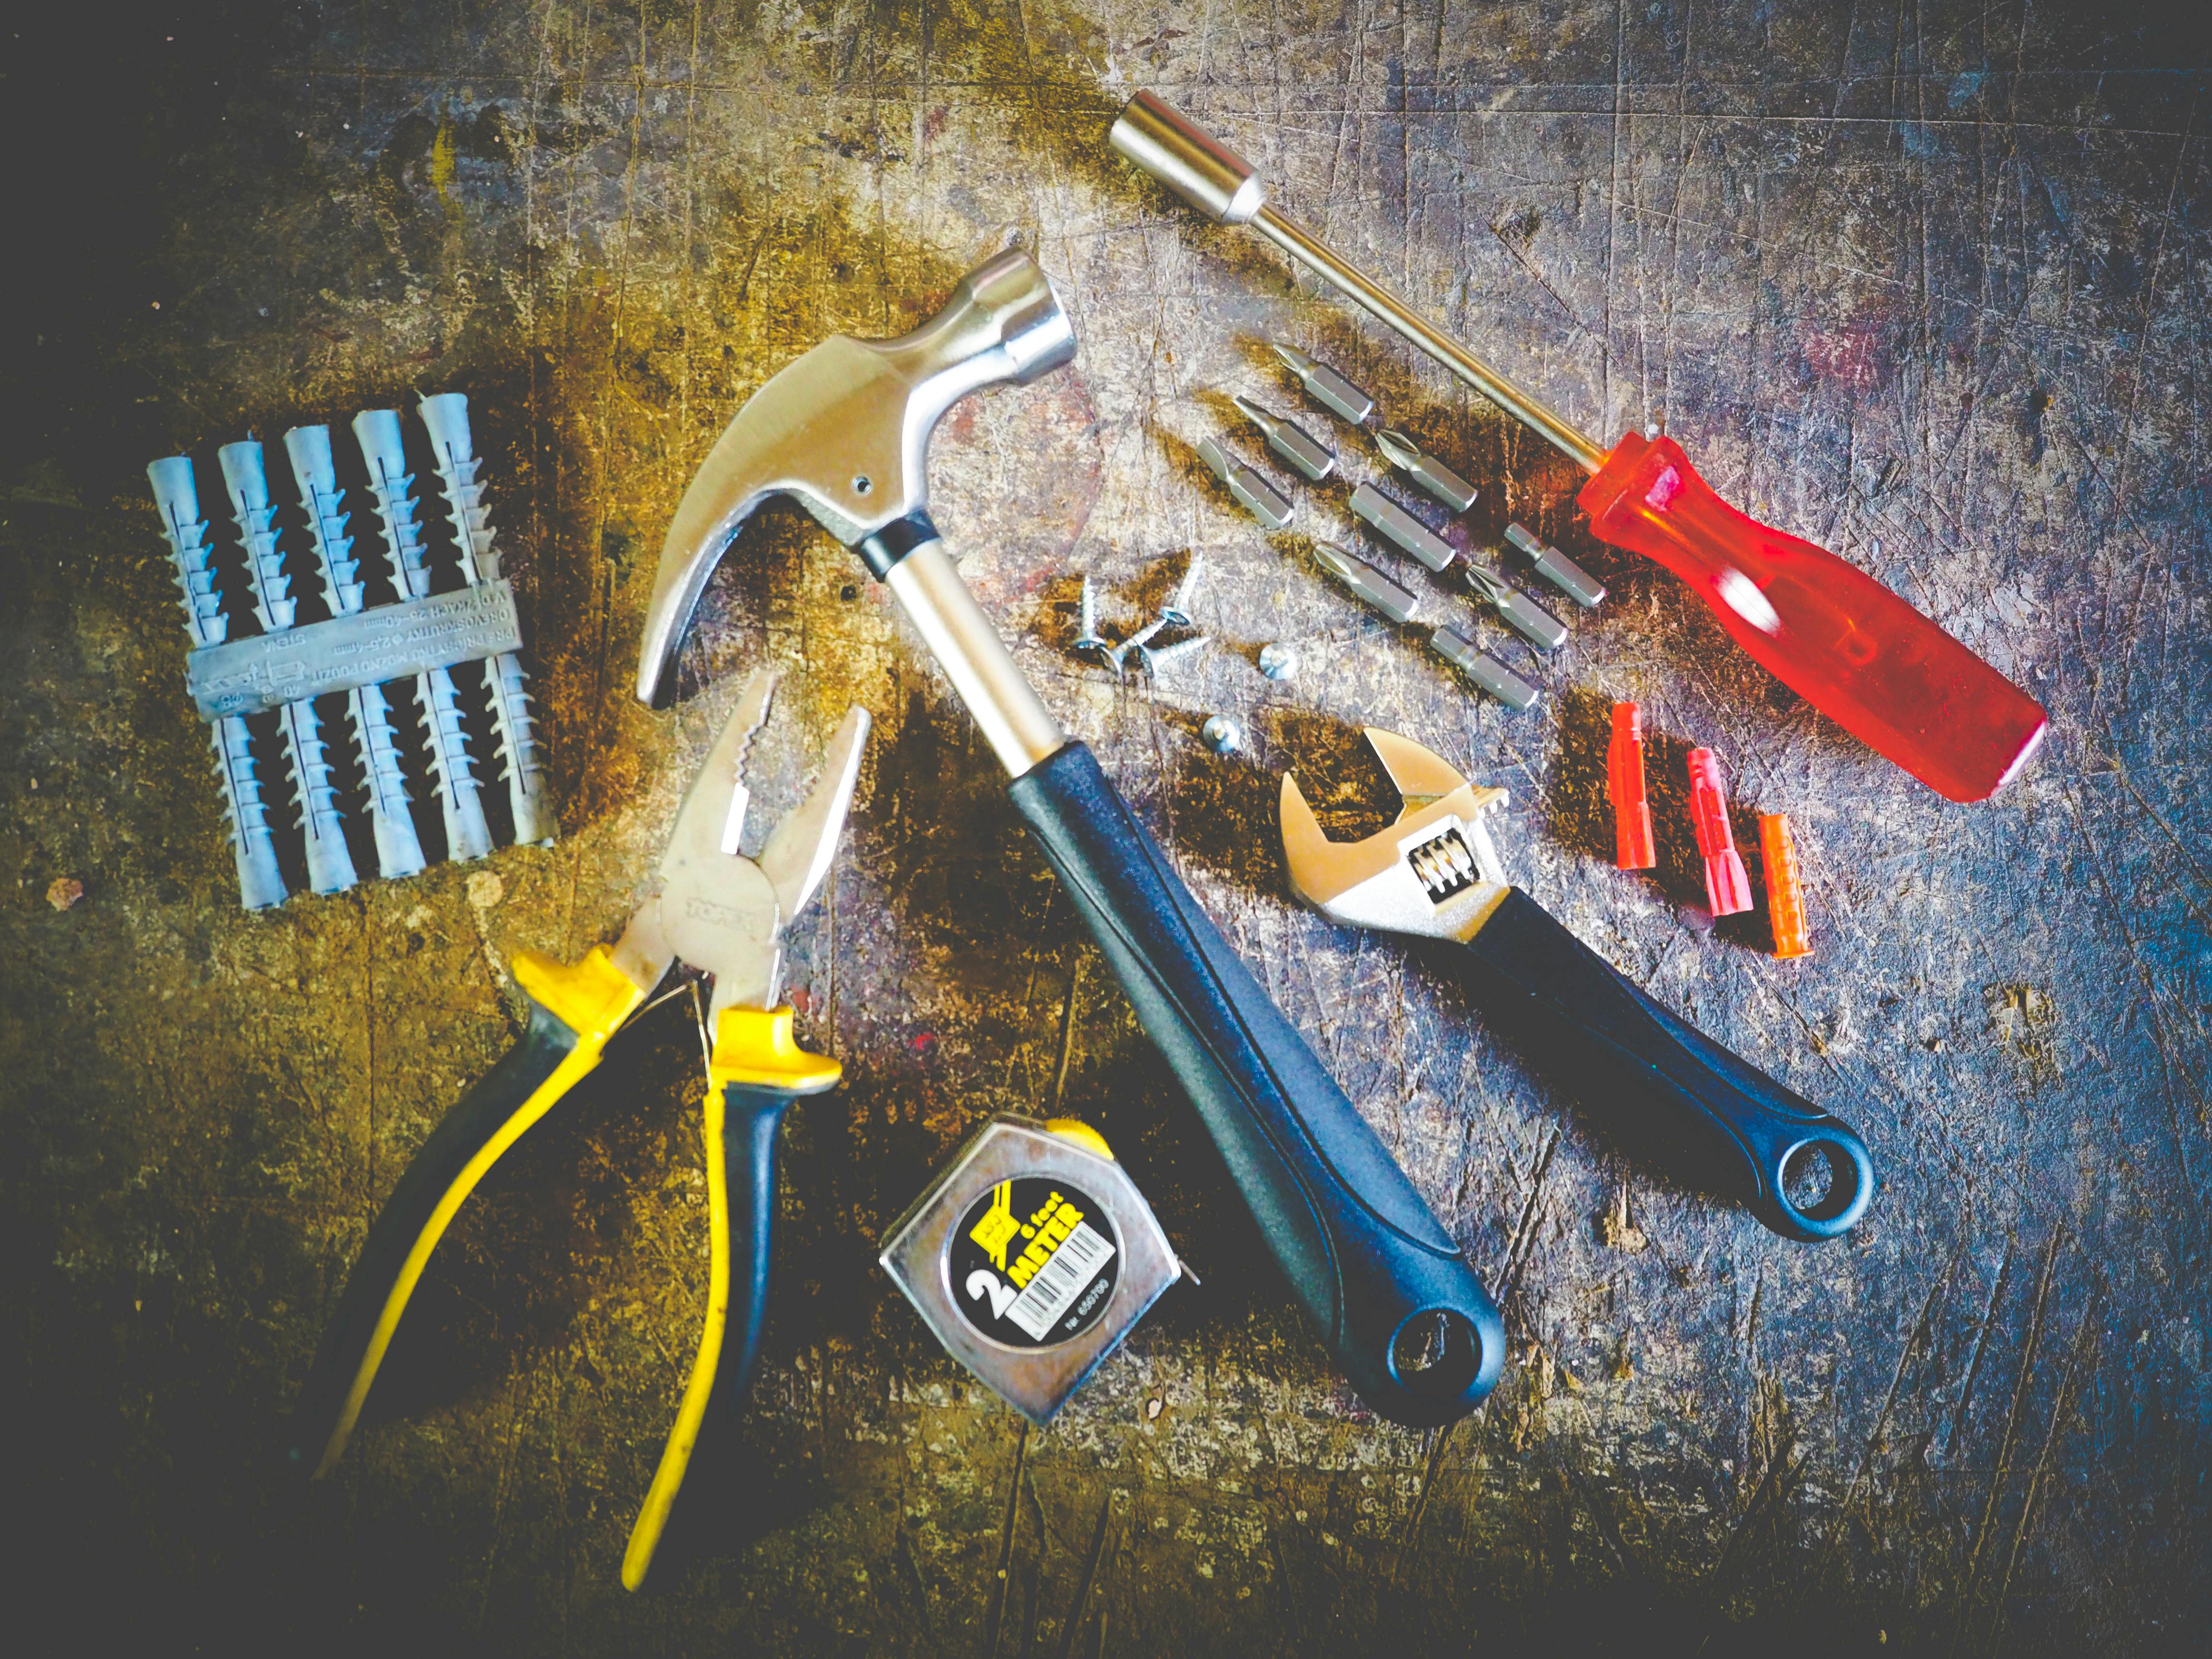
[289,667,869,1590]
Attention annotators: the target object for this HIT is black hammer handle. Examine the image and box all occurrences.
[1009,742,1504,1425]
[1456,890,1875,1241]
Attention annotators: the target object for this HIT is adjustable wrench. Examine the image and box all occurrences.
[1280,729,1875,1242]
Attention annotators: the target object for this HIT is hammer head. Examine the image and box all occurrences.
[1280,729,1513,941]
[637,249,1076,705]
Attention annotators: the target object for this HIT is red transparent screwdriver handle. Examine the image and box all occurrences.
[1578,434,2048,803]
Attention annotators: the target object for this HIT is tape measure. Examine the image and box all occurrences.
[878,1114,1183,1423]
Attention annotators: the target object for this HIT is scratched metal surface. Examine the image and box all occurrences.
[1,0,2206,1651]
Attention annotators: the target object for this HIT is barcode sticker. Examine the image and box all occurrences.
[1004,1220,1116,1341]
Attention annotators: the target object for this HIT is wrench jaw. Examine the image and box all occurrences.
[636,251,1075,706]
[1279,731,1512,942]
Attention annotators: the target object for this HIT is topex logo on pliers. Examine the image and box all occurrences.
[288,668,868,1592]
[1280,730,1875,1244]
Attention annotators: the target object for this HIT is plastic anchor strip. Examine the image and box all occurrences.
[353,409,494,864]
[147,455,289,910]
[419,393,551,846]
[285,426,427,880]
[219,442,359,897]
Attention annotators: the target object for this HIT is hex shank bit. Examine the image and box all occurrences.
[1504,522,1606,608]
[218,441,359,896]
[353,409,494,863]
[1348,483,1455,572]
[284,424,428,879]
[1112,92,2050,804]
[1231,394,1335,481]
[1312,540,1420,625]
[420,393,552,845]
[1464,563,1568,651]
[148,456,288,910]
[1270,341,1373,424]
[1430,628,1542,710]
[1195,436,1295,530]
[1374,429,1476,513]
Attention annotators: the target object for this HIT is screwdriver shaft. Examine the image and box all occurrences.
[1251,206,1607,473]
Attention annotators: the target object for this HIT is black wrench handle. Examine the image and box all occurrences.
[1454,889,1874,1240]
[1009,742,1503,1424]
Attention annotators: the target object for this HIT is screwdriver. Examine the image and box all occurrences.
[1110,93,2049,803]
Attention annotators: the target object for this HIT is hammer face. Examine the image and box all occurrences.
[637,251,1074,704]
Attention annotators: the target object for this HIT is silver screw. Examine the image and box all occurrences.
[1142,633,1213,675]
[1160,553,1208,627]
[1107,615,1169,674]
[1201,715,1242,754]
[1071,573,1112,661]
[1258,643,1297,681]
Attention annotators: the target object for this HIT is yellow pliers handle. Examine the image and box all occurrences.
[290,950,841,1597]
[288,947,645,1478]
[619,1005,840,1591]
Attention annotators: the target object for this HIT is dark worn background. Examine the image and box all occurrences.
[2,1,2207,1652]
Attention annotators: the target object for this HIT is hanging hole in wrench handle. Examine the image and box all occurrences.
[1007,742,1505,1425]
[1453,890,1874,1242]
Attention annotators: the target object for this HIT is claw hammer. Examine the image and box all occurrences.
[637,251,1503,1425]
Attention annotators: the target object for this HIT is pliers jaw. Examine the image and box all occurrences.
[1279,729,1512,942]
[611,668,871,1018]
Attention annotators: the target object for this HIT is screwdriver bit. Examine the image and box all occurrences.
[1374,429,1477,513]
[1430,628,1542,710]
[1464,564,1569,651]
[1270,342,1374,425]
[1196,436,1295,530]
[1313,541,1421,625]
[1348,483,1455,572]
[1231,394,1335,481]
[1503,521,1606,609]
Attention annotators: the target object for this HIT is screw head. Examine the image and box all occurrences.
[1258,643,1297,681]
[1201,715,1241,755]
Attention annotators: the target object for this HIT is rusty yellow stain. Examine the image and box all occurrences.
[430,114,457,209]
